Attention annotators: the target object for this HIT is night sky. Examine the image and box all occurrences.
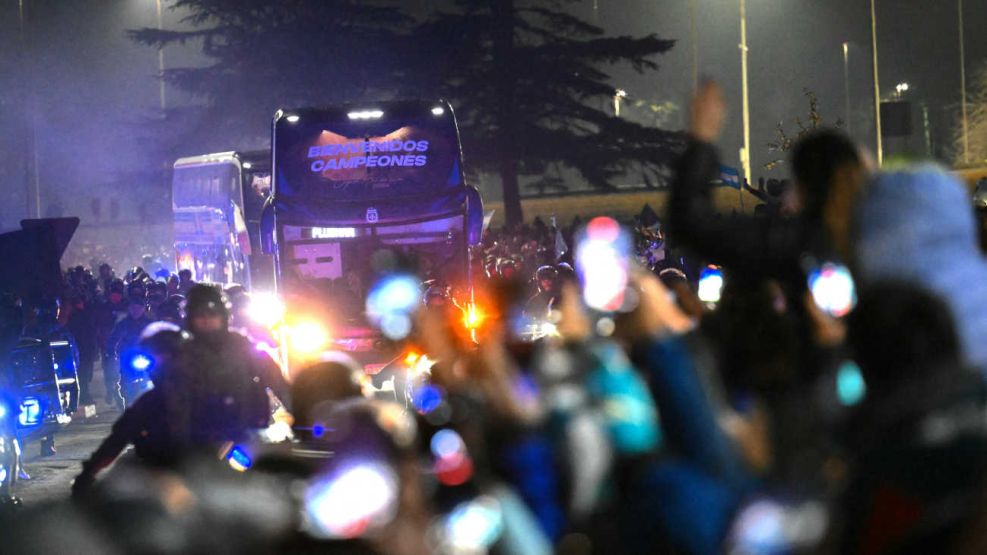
[1,0,985,229]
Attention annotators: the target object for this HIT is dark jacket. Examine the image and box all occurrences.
[667,140,826,286]
[839,368,987,555]
[93,298,128,359]
[168,331,289,446]
[107,315,152,359]
[78,389,175,472]
[65,301,97,365]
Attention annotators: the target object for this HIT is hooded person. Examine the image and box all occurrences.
[853,165,987,372]
[839,280,987,555]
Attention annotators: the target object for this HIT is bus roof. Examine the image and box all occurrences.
[174,152,240,170]
[239,150,270,172]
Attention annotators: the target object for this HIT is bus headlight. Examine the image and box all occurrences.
[287,321,330,356]
[248,293,285,328]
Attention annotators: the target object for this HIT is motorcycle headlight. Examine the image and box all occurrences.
[131,354,152,371]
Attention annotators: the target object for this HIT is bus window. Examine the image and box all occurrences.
[173,163,239,210]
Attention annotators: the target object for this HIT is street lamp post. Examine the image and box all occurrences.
[870,0,883,166]
[739,0,752,189]
[959,0,969,164]
[843,42,851,135]
[613,89,627,117]
[690,0,699,91]
[155,0,166,117]
[18,0,41,218]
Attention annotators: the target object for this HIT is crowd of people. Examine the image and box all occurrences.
[46,264,196,413]
[3,80,987,555]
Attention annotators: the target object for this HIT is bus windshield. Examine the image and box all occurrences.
[173,163,240,210]
[279,215,466,323]
[275,107,463,208]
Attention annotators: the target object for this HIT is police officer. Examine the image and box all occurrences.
[176,285,289,445]
[94,279,127,405]
[106,296,153,408]
[524,265,560,319]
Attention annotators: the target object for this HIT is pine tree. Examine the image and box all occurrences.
[416,0,683,225]
[131,1,683,226]
[129,0,416,152]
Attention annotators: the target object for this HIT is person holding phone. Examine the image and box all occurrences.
[667,81,868,286]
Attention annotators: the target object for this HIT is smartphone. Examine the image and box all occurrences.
[697,265,725,304]
[808,262,856,317]
[575,217,631,313]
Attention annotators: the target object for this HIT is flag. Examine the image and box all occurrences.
[718,165,741,189]
[233,205,251,256]
[639,204,660,228]
[554,229,568,260]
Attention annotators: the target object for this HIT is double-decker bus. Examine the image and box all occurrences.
[260,99,483,374]
[172,150,273,288]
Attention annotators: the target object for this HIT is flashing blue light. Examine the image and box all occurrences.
[0,403,6,420]
[132,354,152,371]
[19,397,41,427]
[413,385,444,414]
[837,361,867,407]
[313,424,326,438]
[227,445,252,471]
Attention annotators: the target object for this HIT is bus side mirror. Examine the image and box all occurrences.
[466,186,484,246]
[260,199,275,255]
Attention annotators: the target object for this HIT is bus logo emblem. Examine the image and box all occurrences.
[366,208,379,223]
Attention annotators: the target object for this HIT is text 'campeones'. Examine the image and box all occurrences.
[308,139,430,172]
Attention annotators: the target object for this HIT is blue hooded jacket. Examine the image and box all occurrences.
[853,165,987,372]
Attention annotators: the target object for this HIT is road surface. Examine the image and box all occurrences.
[15,366,119,506]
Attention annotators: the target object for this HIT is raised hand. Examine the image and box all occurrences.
[690,81,727,144]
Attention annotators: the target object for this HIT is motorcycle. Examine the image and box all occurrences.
[118,348,154,407]
[8,338,77,457]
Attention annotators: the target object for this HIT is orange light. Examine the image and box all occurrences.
[178,252,195,272]
[404,351,421,366]
[463,302,485,330]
